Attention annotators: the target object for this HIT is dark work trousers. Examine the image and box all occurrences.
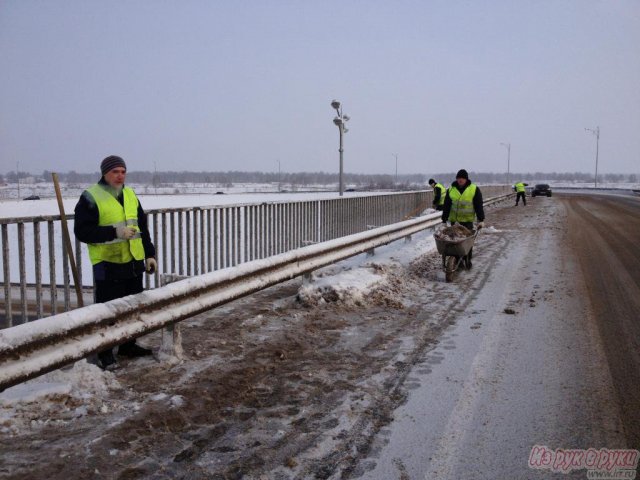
[516,192,526,206]
[434,205,444,211]
[95,275,144,355]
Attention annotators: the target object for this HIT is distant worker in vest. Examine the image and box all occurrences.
[441,169,485,267]
[74,155,157,370]
[513,181,528,206]
[428,178,446,211]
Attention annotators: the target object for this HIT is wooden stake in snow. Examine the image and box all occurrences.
[52,173,84,308]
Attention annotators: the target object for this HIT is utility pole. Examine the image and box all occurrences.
[585,126,600,188]
[277,159,281,192]
[392,153,398,185]
[153,161,158,195]
[500,143,511,186]
[16,161,20,199]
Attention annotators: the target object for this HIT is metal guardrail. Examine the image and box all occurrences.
[1,190,437,326]
[0,191,514,391]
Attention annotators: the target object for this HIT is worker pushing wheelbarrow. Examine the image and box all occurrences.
[438,169,485,282]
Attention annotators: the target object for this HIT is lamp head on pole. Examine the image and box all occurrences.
[585,126,599,137]
[333,117,343,126]
[331,100,341,110]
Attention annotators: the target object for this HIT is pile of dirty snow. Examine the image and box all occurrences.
[434,224,473,242]
[0,360,120,435]
[297,265,386,307]
[297,228,438,307]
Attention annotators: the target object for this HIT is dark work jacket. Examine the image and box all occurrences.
[74,178,156,281]
[441,180,485,223]
[432,184,442,206]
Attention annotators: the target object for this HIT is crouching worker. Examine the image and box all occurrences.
[441,169,485,268]
[74,155,158,370]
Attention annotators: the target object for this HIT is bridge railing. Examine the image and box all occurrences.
[0,187,512,328]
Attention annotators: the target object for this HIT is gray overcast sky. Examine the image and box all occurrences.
[1,1,639,175]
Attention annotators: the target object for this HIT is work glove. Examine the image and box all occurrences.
[115,225,137,240]
[477,221,485,229]
[145,258,157,274]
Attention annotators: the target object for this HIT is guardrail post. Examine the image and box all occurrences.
[158,274,186,363]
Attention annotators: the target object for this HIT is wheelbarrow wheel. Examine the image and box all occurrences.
[445,256,456,282]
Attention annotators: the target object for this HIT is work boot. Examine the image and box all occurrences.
[118,341,153,358]
[97,349,118,371]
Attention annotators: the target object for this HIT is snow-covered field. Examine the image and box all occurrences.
[0,187,396,219]
[1,181,337,202]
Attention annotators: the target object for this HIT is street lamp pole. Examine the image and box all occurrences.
[392,153,398,185]
[153,161,158,195]
[331,100,350,196]
[500,142,511,185]
[277,159,281,192]
[16,161,20,199]
[585,126,600,188]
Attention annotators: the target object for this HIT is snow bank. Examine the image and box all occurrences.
[298,266,385,306]
[0,360,120,435]
[297,228,437,307]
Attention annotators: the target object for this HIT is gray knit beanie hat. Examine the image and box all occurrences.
[100,155,127,175]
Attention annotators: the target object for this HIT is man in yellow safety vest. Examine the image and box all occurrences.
[74,155,157,370]
[442,169,485,268]
[513,181,528,206]
[428,178,446,211]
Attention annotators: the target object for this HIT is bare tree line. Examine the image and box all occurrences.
[1,170,638,187]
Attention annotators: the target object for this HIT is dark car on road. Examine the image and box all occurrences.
[23,195,40,200]
[532,184,552,197]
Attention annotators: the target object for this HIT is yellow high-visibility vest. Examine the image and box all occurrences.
[514,182,526,193]
[448,183,478,223]
[85,184,145,265]
[434,183,446,205]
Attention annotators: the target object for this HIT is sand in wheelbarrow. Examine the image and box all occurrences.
[434,224,473,242]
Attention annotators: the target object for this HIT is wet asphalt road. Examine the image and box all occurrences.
[563,193,640,450]
[365,193,638,479]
